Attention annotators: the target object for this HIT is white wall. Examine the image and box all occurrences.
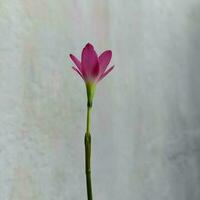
[0,0,200,199]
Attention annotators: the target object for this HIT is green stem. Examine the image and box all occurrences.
[86,105,92,133]
[85,104,93,200]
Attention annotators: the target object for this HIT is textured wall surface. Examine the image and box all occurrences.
[0,0,200,199]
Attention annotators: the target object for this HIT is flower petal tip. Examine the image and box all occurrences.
[103,50,112,59]
[69,54,74,61]
[98,65,114,81]
[85,43,94,49]
[69,54,81,70]
[107,50,112,55]
[108,65,115,72]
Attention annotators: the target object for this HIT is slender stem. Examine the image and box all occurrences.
[86,105,92,133]
[85,103,93,200]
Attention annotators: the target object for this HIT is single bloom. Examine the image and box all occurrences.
[69,43,114,104]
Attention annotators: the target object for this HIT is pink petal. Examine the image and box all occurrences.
[72,66,84,80]
[98,65,114,81]
[99,50,112,74]
[81,43,99,79]
[70,54,81,71]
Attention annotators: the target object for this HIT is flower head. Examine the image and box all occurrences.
[70,43,114,84]
[69,43,114,105]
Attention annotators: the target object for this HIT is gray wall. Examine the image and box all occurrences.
[0,0,200,199]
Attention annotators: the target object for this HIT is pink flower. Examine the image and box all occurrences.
[69,43,114,105]
[70,43,114,84]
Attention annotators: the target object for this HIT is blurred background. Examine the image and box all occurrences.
[0,0,200,199]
